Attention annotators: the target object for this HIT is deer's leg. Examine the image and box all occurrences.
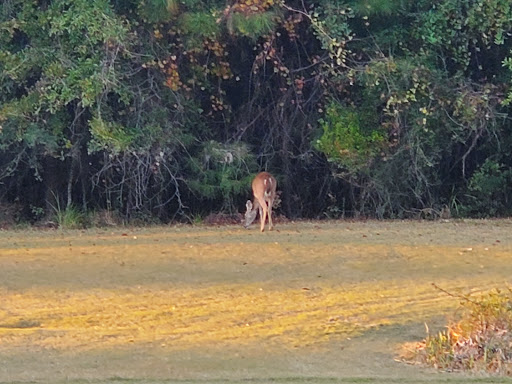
[260,208,267,232]
[267,200,273,230]
[256,197,267,232]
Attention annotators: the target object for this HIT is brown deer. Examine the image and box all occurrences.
[244,172,277,232]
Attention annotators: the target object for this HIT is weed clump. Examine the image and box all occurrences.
[413,286,512,375]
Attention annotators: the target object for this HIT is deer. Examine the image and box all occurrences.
[243,172,277,232]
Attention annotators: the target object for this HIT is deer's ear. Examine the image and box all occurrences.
[246,200,253,211]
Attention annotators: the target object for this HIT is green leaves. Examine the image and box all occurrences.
[89,117,135,154]
[315,102,385,172]
[186,140,256,211]
[416,0,512,73]
[179,12,220,40]
[229,11,277,39]
[138,0,179,23]
[465,159,512,217]
[1,0,129,114]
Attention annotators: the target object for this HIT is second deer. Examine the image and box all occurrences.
[244,172,277,232]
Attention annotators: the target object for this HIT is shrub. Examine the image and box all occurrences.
[51,204,86,229]
[315,102,386,173]
[462,160,512,217]
[413,287,512,375]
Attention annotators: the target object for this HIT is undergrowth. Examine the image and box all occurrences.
[413,285,512,375]
[52,204,85,229]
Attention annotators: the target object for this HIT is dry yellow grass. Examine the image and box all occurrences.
[0,280,460,350]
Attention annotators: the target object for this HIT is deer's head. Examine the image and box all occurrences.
[243,200,257,228]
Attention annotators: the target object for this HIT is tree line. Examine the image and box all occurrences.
[1,0,512,225]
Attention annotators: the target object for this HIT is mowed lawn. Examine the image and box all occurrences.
[1,220,512,383]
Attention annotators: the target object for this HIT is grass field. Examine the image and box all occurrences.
[1,219,512,383]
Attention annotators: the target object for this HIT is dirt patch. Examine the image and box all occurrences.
[0,219,511,383]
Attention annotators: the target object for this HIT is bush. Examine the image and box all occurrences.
[462,160,512,217]
[413,287,512,375]
[52,204,86,230]
[315,102,386,173]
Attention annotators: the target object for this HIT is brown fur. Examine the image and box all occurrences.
[244,172,277,232]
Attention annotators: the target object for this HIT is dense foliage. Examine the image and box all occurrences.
[1,0,512,224]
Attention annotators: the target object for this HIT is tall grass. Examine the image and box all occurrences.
[50,200,85,229]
